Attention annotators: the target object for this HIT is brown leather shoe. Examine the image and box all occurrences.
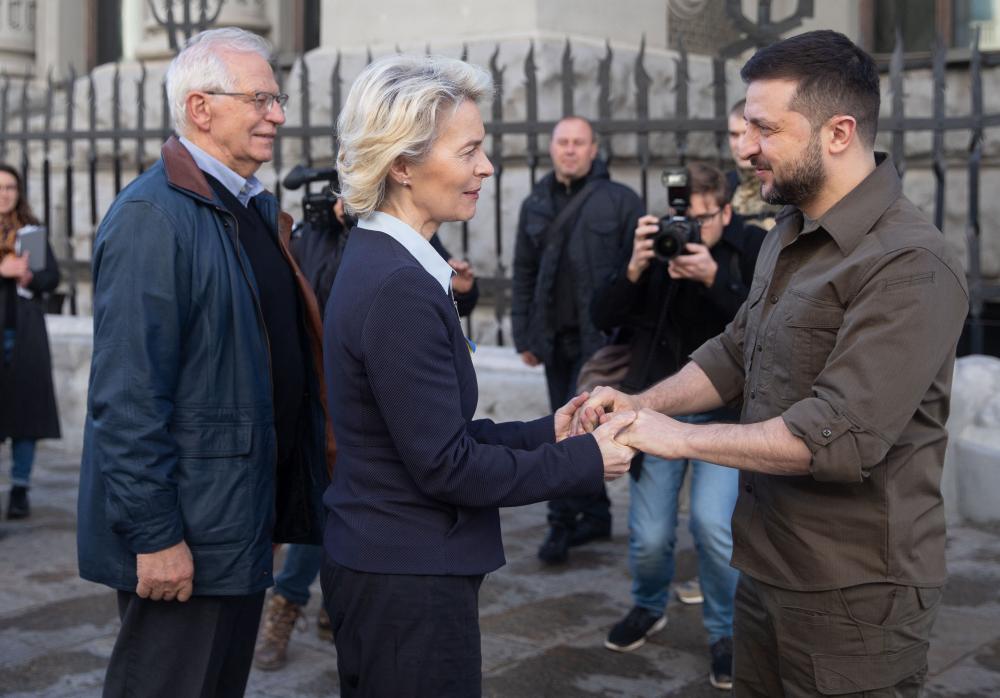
[253,593,303,671]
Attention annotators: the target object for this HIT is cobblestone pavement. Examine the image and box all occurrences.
[2,447,999,697]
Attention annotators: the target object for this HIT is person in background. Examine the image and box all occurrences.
[0,163,61,520]
[511,115,644,565]
[591,161,765,690]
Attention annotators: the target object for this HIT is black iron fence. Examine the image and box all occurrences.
[1,30,999,352]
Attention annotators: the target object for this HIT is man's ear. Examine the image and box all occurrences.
[186,92,212,132]
[721,202,733,227]
[826,115,858,155]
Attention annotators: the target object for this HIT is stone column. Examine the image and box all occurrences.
[0,0,36,76]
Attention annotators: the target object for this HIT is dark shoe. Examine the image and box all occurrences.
[568,518,611,547]
[253,594,303,671]
[710,636,734,690]
[6,486,29,520]
[537,526,572,564]
[317,606,333,642]
[604,606,667,652]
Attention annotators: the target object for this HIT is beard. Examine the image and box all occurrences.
[753,131,825,208]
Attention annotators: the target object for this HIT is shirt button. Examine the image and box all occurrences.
[744,483,753,493]
[769,294,779,304]
[750,390,756,399]
[756,344,763,352]
[822,428,833,438]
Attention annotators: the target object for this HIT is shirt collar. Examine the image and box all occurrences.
[810,152,902,255]
[178,136,265,207]
[358,211,454,296]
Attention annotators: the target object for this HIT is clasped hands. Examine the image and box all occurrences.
[557,386,688,474]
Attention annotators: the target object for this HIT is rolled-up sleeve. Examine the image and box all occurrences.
[782,247,968,483]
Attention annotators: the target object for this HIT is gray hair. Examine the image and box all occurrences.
[165,28,273,135]
[336,54,493,217]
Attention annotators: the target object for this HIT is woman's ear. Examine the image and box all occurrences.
[387,157,413,188]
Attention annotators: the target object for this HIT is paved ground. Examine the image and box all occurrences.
[2,447,1000,697]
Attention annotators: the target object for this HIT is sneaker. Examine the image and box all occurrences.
[537,526,572,564]
[6,486,29,520]
[317,606,333,642]
[604,606,667,652]
[568,518,611,547]
[253,593,303,671]
[675,577,704,605]
[709,636,734,690]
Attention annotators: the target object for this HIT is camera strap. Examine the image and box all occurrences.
[541,180,601,255]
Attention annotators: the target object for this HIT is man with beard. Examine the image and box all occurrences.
[726,99,782,231]
[575,30,968,696]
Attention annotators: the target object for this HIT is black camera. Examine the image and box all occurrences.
[654,168,701,261]
[283,164,354,232]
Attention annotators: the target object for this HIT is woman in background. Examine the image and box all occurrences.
[0,163,61,519]
[321,54,636,697]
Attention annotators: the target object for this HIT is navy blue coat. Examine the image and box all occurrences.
[78,137,334,596]
[323,226,604,575]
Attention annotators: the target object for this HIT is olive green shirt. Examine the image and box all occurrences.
[691,153,969,591]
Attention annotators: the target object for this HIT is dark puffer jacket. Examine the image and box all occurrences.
[511,161,643,364]
[78,137,334,596]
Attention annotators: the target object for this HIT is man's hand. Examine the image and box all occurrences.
[615,408,687,460]
[449,258,476,294]
[668,243,718,287]
[591,410,639,480]
[571,385,641,435]
[626,214,660,283]
[136,540,194,602]
[520,350,542,367]
[555,392,590,442]
[0,252,29,280]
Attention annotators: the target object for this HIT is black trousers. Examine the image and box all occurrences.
[321,555,484,698]
[103,590,265,698]
[733,574,940,697]
[544,330,611,529]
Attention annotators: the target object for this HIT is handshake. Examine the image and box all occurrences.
[554,386,672,481]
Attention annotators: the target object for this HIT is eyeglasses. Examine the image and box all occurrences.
[693,209,723,225]
[204,91,289,113]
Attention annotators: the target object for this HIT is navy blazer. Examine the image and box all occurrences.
[322,226,604,575]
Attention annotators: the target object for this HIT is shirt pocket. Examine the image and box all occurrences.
[778,290,844,402]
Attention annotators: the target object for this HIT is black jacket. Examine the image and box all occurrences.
[591,215,767,395]
[511,160,643,363]
[0,241,61,440]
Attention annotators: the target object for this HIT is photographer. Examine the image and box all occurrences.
[591,161,764,690]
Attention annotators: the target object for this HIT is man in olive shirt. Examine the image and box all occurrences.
[576,31,968,696]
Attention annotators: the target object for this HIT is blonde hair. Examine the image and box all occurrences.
[336,54,493,217]
[165,28,273,135]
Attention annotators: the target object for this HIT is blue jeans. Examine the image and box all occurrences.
[628,413,740,644]
[274,543,323,606]
[4,438,36,487]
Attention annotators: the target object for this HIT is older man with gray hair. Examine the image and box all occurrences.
[77,27,333,697]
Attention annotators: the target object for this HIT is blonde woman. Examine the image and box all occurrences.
[321,54,637,696]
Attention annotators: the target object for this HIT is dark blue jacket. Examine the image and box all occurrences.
[323,226,604,575]
[78,137,335,596]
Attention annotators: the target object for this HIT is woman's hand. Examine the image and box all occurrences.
[591,410,639,481]
[449,258,475,294]
[571,385,641,436]
[554,392,589,442]
[0,252,29,280]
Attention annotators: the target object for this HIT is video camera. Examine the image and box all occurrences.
[283,164,346,232]
[654,168,702,261]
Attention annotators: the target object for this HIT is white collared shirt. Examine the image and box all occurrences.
[358,211,454,297]
[179,136,265,207]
